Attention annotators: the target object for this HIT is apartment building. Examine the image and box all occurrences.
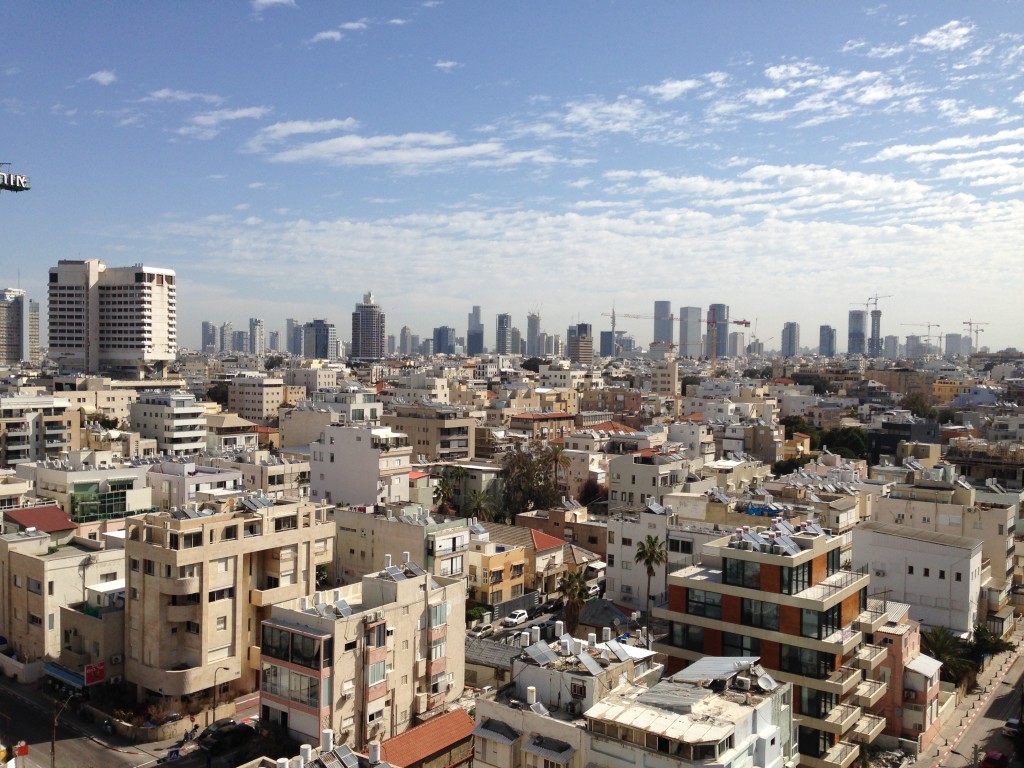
[58,579,127,688]
[129,391,207,457]
[480,522,567,598]
[607,449,701,511]
[123,497,335,706]
[259,555,465,746]
[197,450,310,500]
[655,519,887,767]
[48,259,177,376]
[465,526,529,610]
[383,403,475,461]
[0,394,80,468]
[145,460,243,510]
[310,424,411,508]
[228,377,307,425]
[0,288,40,365]
[205,413,259,453]
[517,505,609,558]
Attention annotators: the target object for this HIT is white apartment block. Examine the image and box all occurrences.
[205,413,260,453]
[130,391,207,457]
[145,460,244,510]
[0,394,80,468]
[0,287,40,365]
[124,497,335,705]
[48,259,177,376]
[196,450,310,500]
[607,449,701,511]
[228,377,306,425]
[852,522,982,637]
[310,424,412,508]
[259,556,465,747]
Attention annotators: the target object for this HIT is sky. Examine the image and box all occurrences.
[2,1,1024,354]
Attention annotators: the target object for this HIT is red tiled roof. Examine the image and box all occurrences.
[409,471,429,480]
[531,528,565,553]
[4,504,75,533]
[586,420,638,433]
[380,709,475,768]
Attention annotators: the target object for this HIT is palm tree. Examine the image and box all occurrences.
[433,476,454,514]
[547,444,570,491]
[921,625,977,686]
[557,570,590,636]
[445,464,468,508]
[634,535,668,647]
[466,490,497,522]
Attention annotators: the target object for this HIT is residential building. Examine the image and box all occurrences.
[467,306,484,355]
[727,331,745,358]
[480,522,567,598]
[495,314,512,355]
[310,424,412,507]
[304,319,338,360]
[58,578,127,689]
[197,450,311,500]
[219,322,233,354]
[432,326,457,356]
[129,391,206,456]
[146,460,244,510]
[201,321,217,353]
[281,366,337,395]
[268,330,280,352]
[124,497,335,707]
[567,323,593,366]
[249,318,265,356]
[206,412,260,453]
[526,312,541,357]
[351,292,386,361]
[656,519,887,766]
[517,505,609,558]
[227,377,306,425]
[0,288,40,364]
[707,304,729,359]
[48,259,176,376]
[848,310,867,356]
[607,449,699,512]
[819,325,836,357]
[0,394,80,468]
[259,555,465,746]
[465,526,529,611]
[286,318,303,355]
[380,709,475,768]
[653,300,673,345]
[781,322,800,358]
[678,306,702,359]
[383,402,475,461]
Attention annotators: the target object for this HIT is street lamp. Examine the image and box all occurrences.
[51,690,76,768]
[212,666,231,721]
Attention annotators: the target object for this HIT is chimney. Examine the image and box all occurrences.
[321,729,334,753]
[369,740,382,765]
[384,553,392,569]
[527,686,537,705]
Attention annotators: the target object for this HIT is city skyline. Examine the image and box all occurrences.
[3,3,1023,350]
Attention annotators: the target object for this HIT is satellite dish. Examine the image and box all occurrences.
[757,673,777,691]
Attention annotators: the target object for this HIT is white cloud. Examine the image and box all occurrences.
[244,118,359,152]
[340,20,368,30]
[87,70,117,86]
[435,60,460,72]
[140,88,223,104]
[865,44,905,59]
[913,20,974,51]
[251,0,295,10]
[387,18,409,25]
[936,99,1006,125]
[841,40,866,53]
[1014,91,1024,105]
[871,127,1024,163]
[743,87,789,106]
[178,106,271,140]
[642,78,701,101]
[309,30,343,44]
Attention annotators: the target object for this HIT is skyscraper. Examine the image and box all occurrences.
[201,321,217,353]
[567,323,593,365]
[304,319,337,360]
[727,332,745,358]
[526,312,541,357]
[678,307,702,359]
[818,325,836,357]
[219,322,233,353]
[848,310,867,356]
[232,330,249,353]
[267,330,280,352]
[706,304,729,359]
[286,318,303,355]
[653,300,673,346]
[868,309,883,357]
[400,326,413,356]
[432,326,456,355]
[351,291,385,361]
[48,259,176,375]
[0,288,39,364]
[781,322,800,358]
[466,305,484,355]
[495,313,512,355]
[249,317,265,356]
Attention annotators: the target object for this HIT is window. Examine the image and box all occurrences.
[367,661,386,686]
[511,584,523,598]
[209,587,235,602]
[780,644,835,679]
[622,537,633,547]
[781,562,810,595]
[608,532,615,544]
[923,568,930,578]
[908,565,914,575]
[955,572,962,582]
[429,638,446,660]
[130,558,140,572]
[670,622,704,652]
[570,680,586,698]
[939,570,945,580]
[186,621,200,634]
[724,558,761,589]
[686,589,722,619]
[29,614,42,626]
[668,539,693,554]
[723,632,759,657]
[801,605,841,640]
[366,623,386,648]
[742,599,779,630]
[216,616,227,631]
[344,640,357,652]
[429,603,447,627]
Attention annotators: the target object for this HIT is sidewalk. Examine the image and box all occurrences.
[912,620,1024,768]
[0,674,259,763]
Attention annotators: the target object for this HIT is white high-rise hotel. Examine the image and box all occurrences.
[48,259,177,376]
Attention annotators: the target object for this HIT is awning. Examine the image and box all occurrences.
[905,653,942,679]
[43,662,84,688]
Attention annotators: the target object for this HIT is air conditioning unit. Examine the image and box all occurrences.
[110,654,123,664]
[735,677,752,691]
[874,569,886,577]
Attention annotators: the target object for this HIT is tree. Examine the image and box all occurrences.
[433,476,455,514]
[900,391,937,420]
[578,478,608,508]
[206,381,228,406]
[500,442,559,519]
[520,357,548,373]
[634,535,668,645]
[445,464,468,507]
[772,457,813,476]
[819,427,868,460]
[264,355,285,372]
[557,570,590,635]
[921,625,977,686]
[465,490,497,522]
[547,444,570,491]
[969,624,1016,661]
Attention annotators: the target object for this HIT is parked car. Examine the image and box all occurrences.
[201,723,257,755]
[587,584,601,598]
[502,610,529,627]
[1002,718,1021,737]
[197,718,236,746]
[468,623,494,638]
[542,598,564,613]
[980,751,1009,768]
[526,603,545,619]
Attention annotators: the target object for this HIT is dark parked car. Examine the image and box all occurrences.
[526,603,545,619]
[197,718,236,746]
[200,723,257,755]
[542,598,563,613]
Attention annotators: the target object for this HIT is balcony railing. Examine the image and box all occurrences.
[852,643,887,670]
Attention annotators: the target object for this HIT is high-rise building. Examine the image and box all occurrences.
[267,330,280,352]
[248,317,265,356]
[818,325,836,357]
[495,313,512,355]
[48,259,176,376]
[599,330,615,357]
[781,322,800,358]
[351,291,385,361]
[467,305,484,355]
[285,318,303,355]
[848,310,867,356]
[201,321,217,354]
[232,330,249,353]
[510,327,523,356]
[728,331,745,358]
[526,312,541,357]
[653,300,673,346]
[303,319,337,360]
[0,288,39,364]
[944,333,964,357]
[432,326,456,355]
[399,326,413,356]
[868,309,883,357]
[219,322,233,353]
[567,323,593,365]
[386,334,396,355]
[883,335,899,360]
[707,303,729,359]
[678,306,702,359]
[905,335,923,359]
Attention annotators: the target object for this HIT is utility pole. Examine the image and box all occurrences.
[51,691,76,768]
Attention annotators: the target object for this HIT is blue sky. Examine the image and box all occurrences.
[3,2,1023,353]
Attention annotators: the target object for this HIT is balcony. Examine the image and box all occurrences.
[853,605,887,634]
[806,702,861,735]
[850,713,886,744]
[250,582,304,607]
[823,666,862,697]
[852,644,887,671]
[822,627,863,656]
[160,576,201,596]
[802,741,859,768]
[853,678,887,708]
[166,603,199,622]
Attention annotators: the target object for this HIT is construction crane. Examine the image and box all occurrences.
[901,322,941,354]
[704,312,751,372]
[601,307,678,356]
[963,319,990,351]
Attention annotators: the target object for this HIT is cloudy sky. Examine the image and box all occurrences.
[3,2,1023,353]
